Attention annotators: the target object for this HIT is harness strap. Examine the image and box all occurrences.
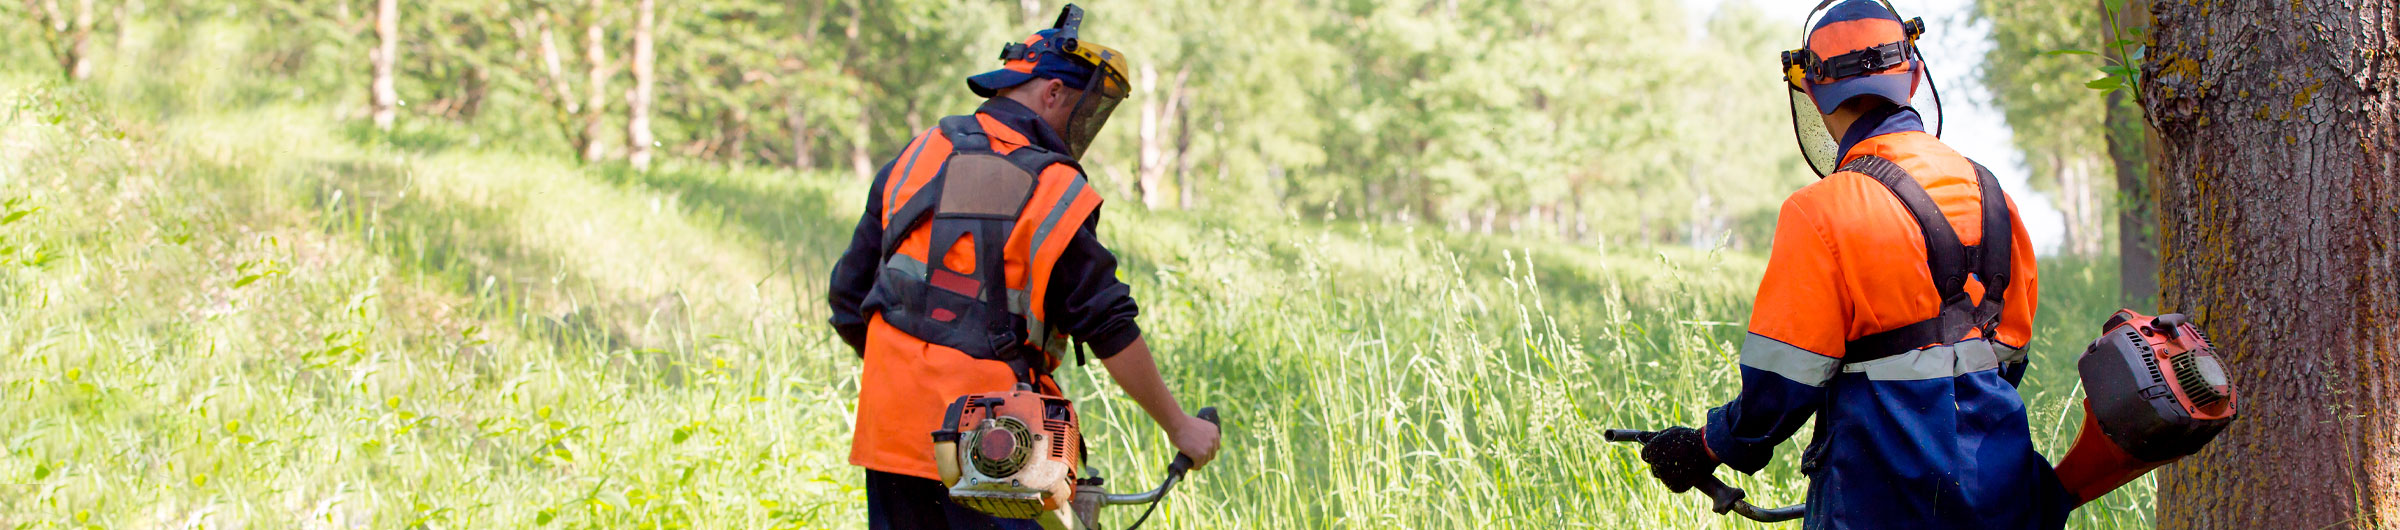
[1968,162,2012,337]
[1836,155,2014,365]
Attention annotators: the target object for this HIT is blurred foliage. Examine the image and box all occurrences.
[1974,0,2133,257]
[5,0,1817,251]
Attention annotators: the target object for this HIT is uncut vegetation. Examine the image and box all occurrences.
[0,3,2158,530]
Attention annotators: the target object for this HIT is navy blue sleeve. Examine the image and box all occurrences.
[826,159,896,357]
[1042,214,1143,359]
[1705,363,1829,474]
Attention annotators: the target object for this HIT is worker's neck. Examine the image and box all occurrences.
[1834,105,1921,160]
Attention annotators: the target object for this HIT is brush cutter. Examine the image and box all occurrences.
[2053,310,2237,505]
[933,384,1221,530]
[1606,428,1806,523]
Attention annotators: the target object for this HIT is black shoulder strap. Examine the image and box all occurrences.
[1967,161,2013,336]
[1969,161,2012,301]
[938,115,988,151]
[1839,155,2006,360]
[1843,156,1968,296]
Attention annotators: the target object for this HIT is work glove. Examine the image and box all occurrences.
[1640,426,1720,493]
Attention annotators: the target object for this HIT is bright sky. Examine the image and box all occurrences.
[1690,0,2070,255]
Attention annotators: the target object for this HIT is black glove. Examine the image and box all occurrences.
[1640,426,1720,493]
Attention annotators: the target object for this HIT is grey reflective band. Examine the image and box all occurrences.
[1840,340,2008,381]
[1026,176,1087,264]
[1740,333,1841,388]
[886,254,928,279]
[1008,289,1030,316]
[885,133,935,216]
[1994,342,2026,364]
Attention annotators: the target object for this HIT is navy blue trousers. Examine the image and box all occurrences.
[866,470,1041,530]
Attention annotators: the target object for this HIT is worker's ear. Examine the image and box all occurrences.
[1043,78,1071,113]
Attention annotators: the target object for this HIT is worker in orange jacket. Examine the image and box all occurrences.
[1637,1,2077,527]
[825,8,1219,529]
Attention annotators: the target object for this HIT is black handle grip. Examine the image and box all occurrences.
[1607,426,1806,523]
[1694,476,1747,514]
[1167,407,1220,476]
[1603,429,1653,443]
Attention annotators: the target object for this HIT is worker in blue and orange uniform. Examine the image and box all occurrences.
[825,8,1219,529]
[1637,1,2078,528]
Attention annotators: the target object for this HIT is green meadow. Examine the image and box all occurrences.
[0,20,2154,530]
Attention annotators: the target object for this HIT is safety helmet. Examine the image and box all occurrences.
[964,4,1129,159]
[1779,0,1943,177]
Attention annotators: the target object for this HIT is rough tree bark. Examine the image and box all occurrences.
[625,0,656,170]
[2141,1,2400,528]
[369,0,399,130]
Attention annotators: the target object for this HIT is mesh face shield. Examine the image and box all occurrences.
[1787,74,1841,178]
[1060,45,1128,159]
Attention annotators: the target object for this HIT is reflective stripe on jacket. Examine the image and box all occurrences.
[1704,130,2073,529]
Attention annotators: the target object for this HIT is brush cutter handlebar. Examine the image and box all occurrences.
[1608,428,1806,523]
[1097,407,1218,507]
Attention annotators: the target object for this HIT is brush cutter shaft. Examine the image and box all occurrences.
[1083,407,1222,529]
[1099,479,1174,506]
[1608,428,1806,523]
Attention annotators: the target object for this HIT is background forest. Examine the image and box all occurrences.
[2,0,2142,259]
[0,0,2165,528]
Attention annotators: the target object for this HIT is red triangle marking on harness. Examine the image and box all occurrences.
[931,307,957,322]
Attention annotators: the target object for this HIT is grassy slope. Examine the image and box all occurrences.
[0,52,2153,530]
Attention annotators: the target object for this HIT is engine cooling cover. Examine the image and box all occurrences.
[931,385,1084,523]
[2055,309,2238,503]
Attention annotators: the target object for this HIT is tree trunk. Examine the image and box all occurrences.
[2106,88,2159,309]
[369,0,398,130]
[625,0,656,170]
[2142,1,2400,528]
[845,2,872,181]
[788,96,814,169]
[25,0,92,81]
[1175,98,1197,210]
[581,0,610,162]
[1135,65,1191,210]
[529,9,586,158]
[2107,0,2159,311]
[66,0,91,80]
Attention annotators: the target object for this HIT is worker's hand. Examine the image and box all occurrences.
[1168,414,1221,470]
[1640,426,1720,493]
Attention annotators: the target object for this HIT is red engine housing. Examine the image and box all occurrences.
[2055,310,2237,504]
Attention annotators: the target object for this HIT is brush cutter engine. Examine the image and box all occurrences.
[934,385,1085,526]
[2055,310,2238,504]
[934,385,1220,530]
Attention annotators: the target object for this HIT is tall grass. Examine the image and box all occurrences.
[0,39,2150,529]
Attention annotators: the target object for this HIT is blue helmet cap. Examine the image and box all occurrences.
[1803,0,1917,114]
[967,29,1101,98]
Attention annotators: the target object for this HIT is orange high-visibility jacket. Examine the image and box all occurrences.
[836,107,1108,481]
[1704,128,2073,528]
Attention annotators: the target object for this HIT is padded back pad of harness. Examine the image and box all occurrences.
[940,154,1038,217]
